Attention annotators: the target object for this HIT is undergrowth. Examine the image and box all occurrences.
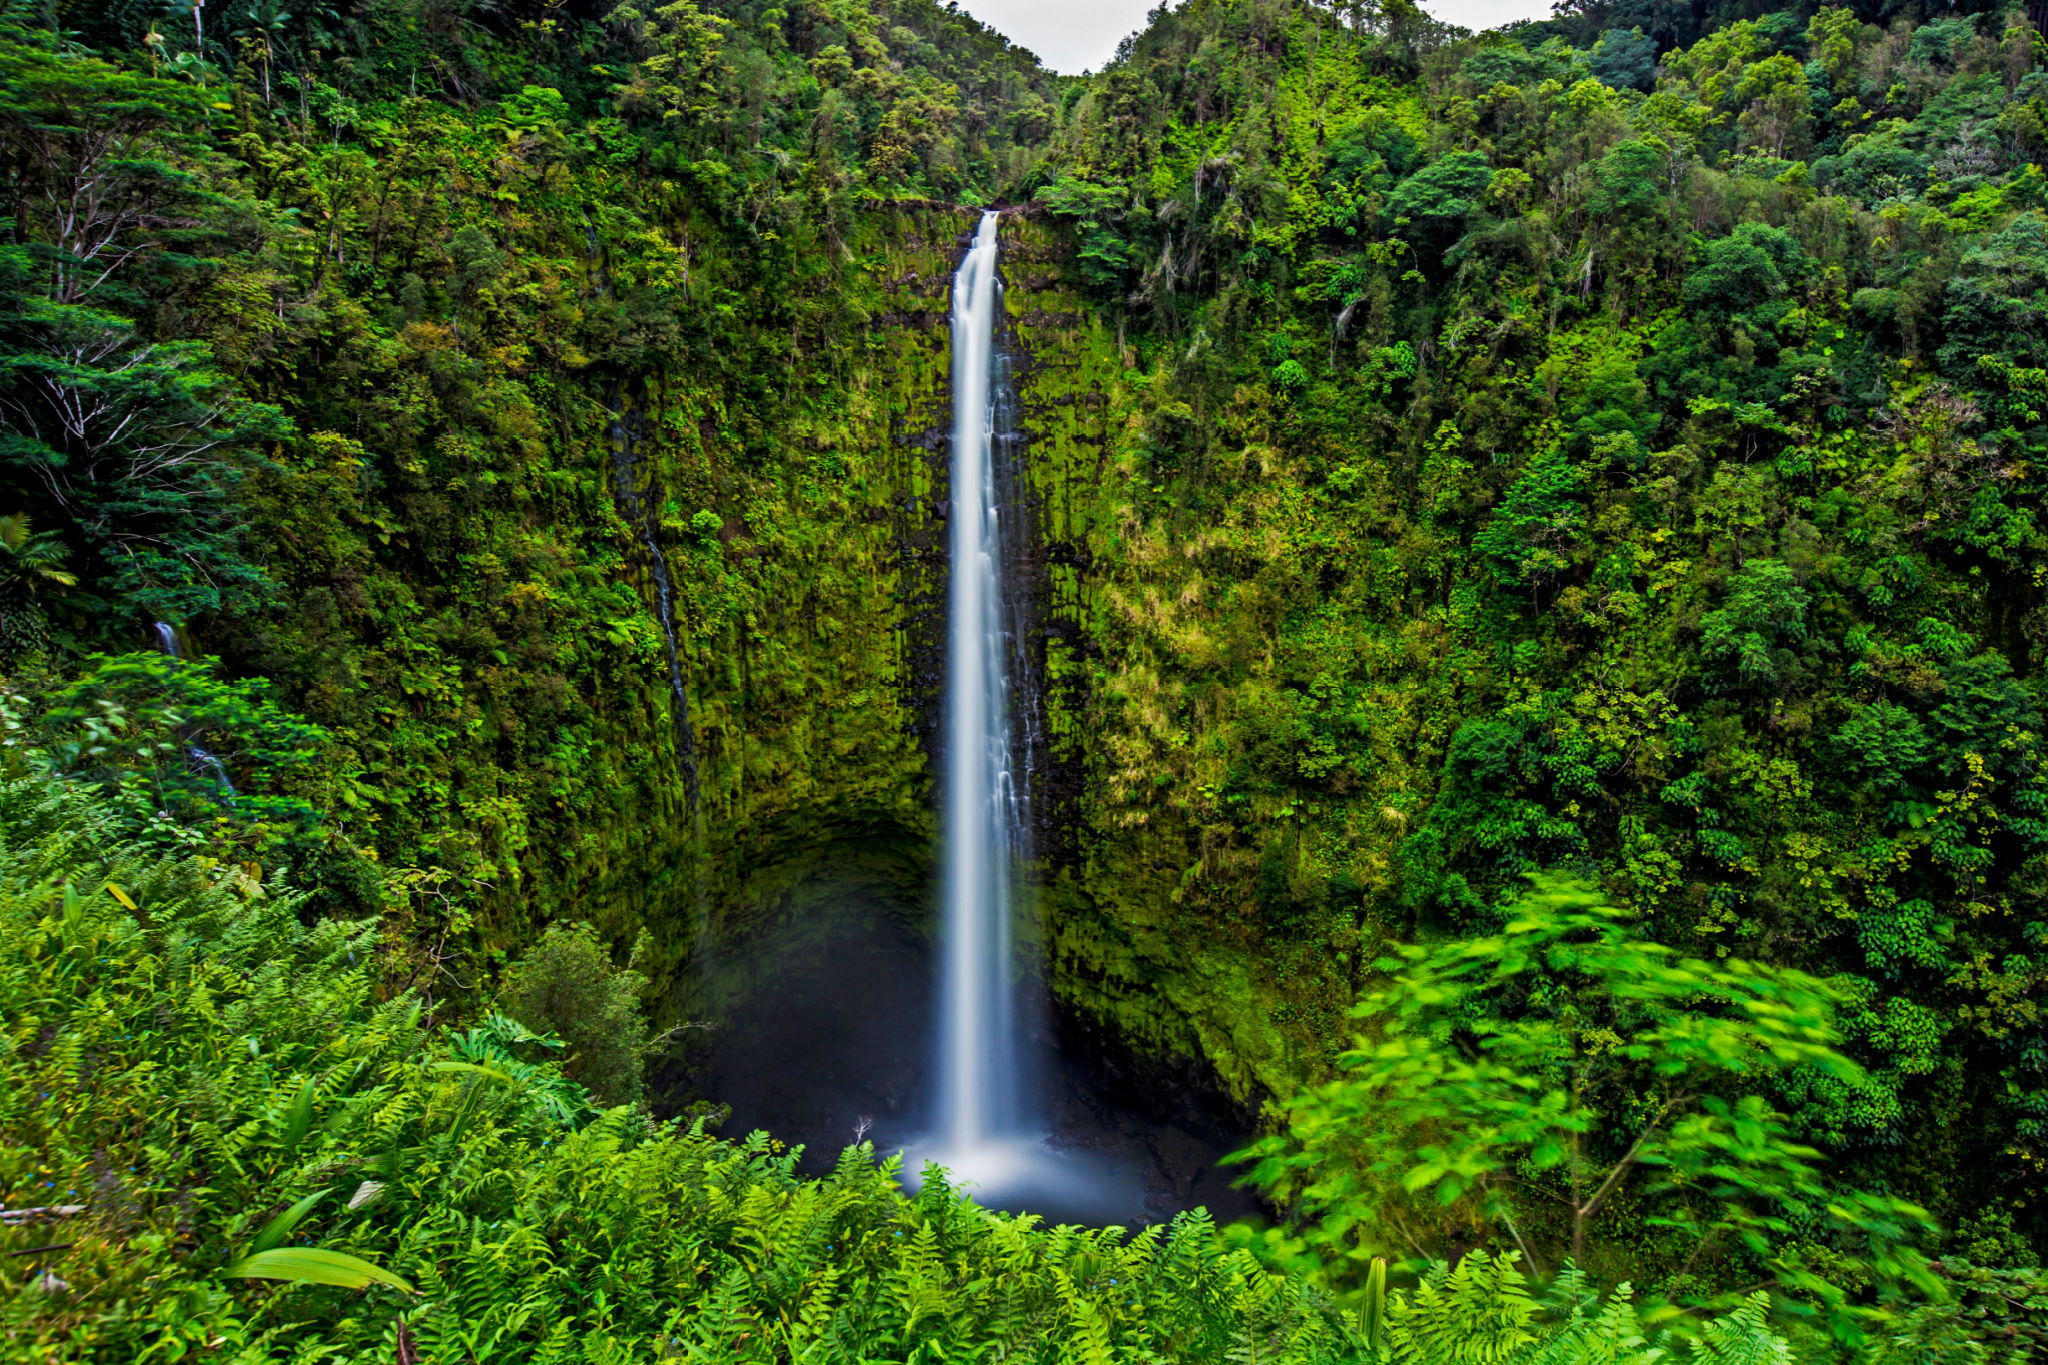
[0,769,1802,1362]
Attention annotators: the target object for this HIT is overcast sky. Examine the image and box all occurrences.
[954,0,1555,75]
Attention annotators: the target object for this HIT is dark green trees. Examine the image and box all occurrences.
[0,24,285,630]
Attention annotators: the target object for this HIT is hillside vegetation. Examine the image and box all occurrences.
[1034,0,2048,1297]
[10,0,2048,1356]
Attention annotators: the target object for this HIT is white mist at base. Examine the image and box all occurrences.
[900,1133,1146,1226]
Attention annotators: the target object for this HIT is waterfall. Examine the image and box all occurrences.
[150,622,235,799]
[935,210,1024,1154]
[904,211,1139,1220]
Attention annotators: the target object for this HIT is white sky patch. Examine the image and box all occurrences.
[1428,0,1557,33]
[953,0,1557,77]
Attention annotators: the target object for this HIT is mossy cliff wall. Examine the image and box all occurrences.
[599,207,1308,1119]
[225,166,1314,1115]
[587,204,974,991]
[994,216,1336,1114]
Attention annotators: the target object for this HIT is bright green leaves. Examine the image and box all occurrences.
[1699,560,1810,693]
[1388,151,1493,248]
[1683,224,1810,334]
[248,1186,330,1255]
[1238,875,1936,1335]
[497,85,569,137]
[1471,449,1588,595]
[1856,899,1949,977]
[1041,175,1138,296]
[222,1247,415,1293]
[27,649,339,855]
[0,20,287,630]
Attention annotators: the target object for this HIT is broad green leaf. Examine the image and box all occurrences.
[223,1248,413,1293]
[250,1187,329,1255]
[281,1077,316,1152]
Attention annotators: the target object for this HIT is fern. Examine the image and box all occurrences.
[2,775,1823,1364]
[1687,1295,1792,1365]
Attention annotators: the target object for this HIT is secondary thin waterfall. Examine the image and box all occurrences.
[937,210,1024,1153]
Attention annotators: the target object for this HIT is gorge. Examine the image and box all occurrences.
[9,0,2048,1354]
[665,207,1258,1226]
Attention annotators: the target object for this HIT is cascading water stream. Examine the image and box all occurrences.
[688,212,1220,1224]
[912,214,1137,1218]
[936,210,1023,1156]
[151,622,236,799]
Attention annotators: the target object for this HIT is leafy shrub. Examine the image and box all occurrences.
[1460,44,1558,90]
[1234,876,1938,1337]
[1389,152,1495,244]
[1684,225,1810,332]
[1832,704,1931,795]
[20,650,345,854]
[1700,560,1811,692]
[502,920,653,1107]
[1472,449,1588,592]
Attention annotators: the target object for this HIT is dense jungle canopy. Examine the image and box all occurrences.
[10,0,2048,1356]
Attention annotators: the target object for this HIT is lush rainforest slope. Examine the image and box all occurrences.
[10,0,2048,1355]
[1035,0,2048,1276]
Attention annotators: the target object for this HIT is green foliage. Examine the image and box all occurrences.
[222,1246,417,1293]
[9,0,2048,1335]
[0,25,287,625]
[502,920,654,1107]
[1588,30,1658,94]
[1042,174,1137,293]
[1683,226,1809,332]
[1471,450,1588,593]
[21,650,342,853]
[1237,877,1936,1337]
[1025,0,2048,1290]
[1699,561,1811,693]
[0,770,1396,1362]
[0,769,1816,1359]
[1390,151,1495,247]
[0,511,76,664]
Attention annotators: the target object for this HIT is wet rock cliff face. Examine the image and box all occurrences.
[600,206,1287,1130]
[588,204,1314,1140]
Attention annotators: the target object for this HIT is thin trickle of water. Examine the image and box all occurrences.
[936,211,1027,1153]
[606,408,702,811]
[189,746,237,798]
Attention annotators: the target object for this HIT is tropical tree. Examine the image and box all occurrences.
[0,20,286,628]
[1236,877,1939,1339]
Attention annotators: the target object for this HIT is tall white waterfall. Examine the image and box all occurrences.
[936,210,1022,1154]
[906,212,1139,1219]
